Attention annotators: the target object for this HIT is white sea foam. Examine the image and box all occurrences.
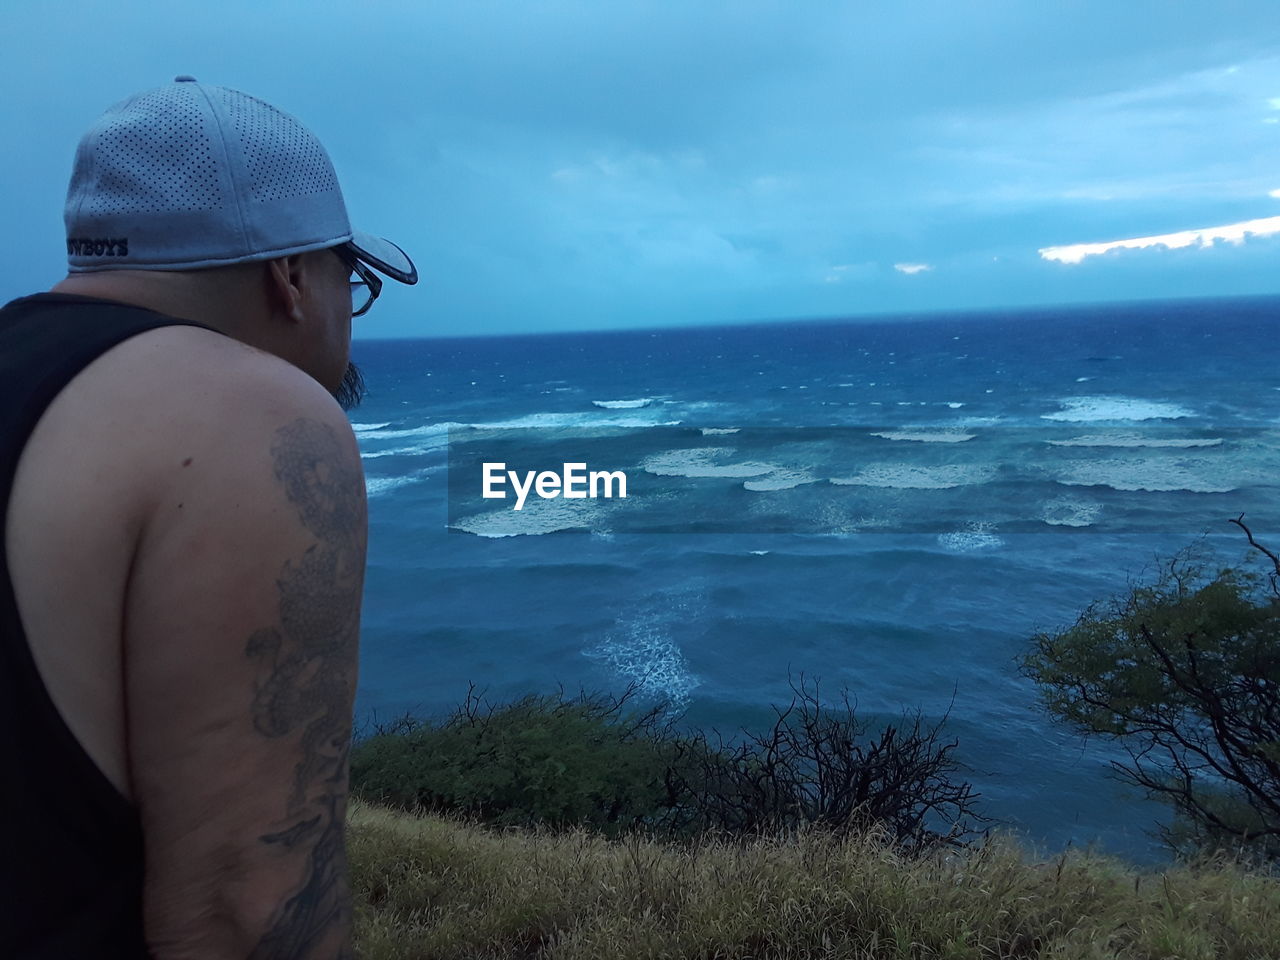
[350,421,392,432]
[451,497,603,538]
[357,422,460,441]
[364,412,684,447]
[476,411,681,430]
[592,398,657,409]
[360,445,440,459]
[1047,433,1223,448]
[1040,496,1102,527]
[700,427,740,435]
[938,524,1004,551]
[870,429,976,443]
[1054,458,1238,493]
[749,550,770,555]
[583,598,702,705]
[365,469,436,497]
[673,400,727,411]
[1041,395,1194,423]
[366,476,415,497]
[642,448,776,478]
[830,462,996,489]
[946,402,965,409]
[743,470,819,492]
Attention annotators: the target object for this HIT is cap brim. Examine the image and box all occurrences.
[349,228,418,284]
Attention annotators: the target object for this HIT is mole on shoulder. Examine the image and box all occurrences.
[182,457,193,467]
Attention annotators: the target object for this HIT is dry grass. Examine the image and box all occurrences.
[347,797,1280,959]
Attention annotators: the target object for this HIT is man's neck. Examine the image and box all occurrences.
[52,273,203,322]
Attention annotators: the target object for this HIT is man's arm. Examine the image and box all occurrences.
[122,356,366,959]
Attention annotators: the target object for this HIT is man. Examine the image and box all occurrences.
[0,77,417,957]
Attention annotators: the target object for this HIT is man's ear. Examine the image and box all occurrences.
[265,254,309,324]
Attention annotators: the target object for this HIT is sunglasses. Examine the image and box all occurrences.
[333,244,383,317]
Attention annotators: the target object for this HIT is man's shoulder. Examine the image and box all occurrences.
[99,321,345,432]
[41,320,358,525]
[3,292,340,428]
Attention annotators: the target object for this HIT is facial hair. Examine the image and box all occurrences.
[335,361,367,411]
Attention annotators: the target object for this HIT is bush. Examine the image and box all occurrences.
[1020,517,1280,864]
[351,675,986,853]
[351,683,674,837]
[657,674,984,852]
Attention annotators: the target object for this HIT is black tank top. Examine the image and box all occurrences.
[0,293,215,958]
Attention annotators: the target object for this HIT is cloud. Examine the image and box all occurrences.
[915,57,1280,207]
[6,2,1280,335]
[1038,214,1280,264]
[823,263,878,284]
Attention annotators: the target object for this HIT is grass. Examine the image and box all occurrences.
[346,797,1280,959]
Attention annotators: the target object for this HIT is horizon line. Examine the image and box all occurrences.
[353,289,1280,343]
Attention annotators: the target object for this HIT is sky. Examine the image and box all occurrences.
[3,1,1279,338]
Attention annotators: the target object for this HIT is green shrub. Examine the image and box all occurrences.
[351,685,675,837]
[351,676,985,852]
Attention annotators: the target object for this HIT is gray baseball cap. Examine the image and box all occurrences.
[63,76,417,285]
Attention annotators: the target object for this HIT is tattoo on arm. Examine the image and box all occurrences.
[243,418,364,958]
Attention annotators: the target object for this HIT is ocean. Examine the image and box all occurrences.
[348,294,1280,865]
